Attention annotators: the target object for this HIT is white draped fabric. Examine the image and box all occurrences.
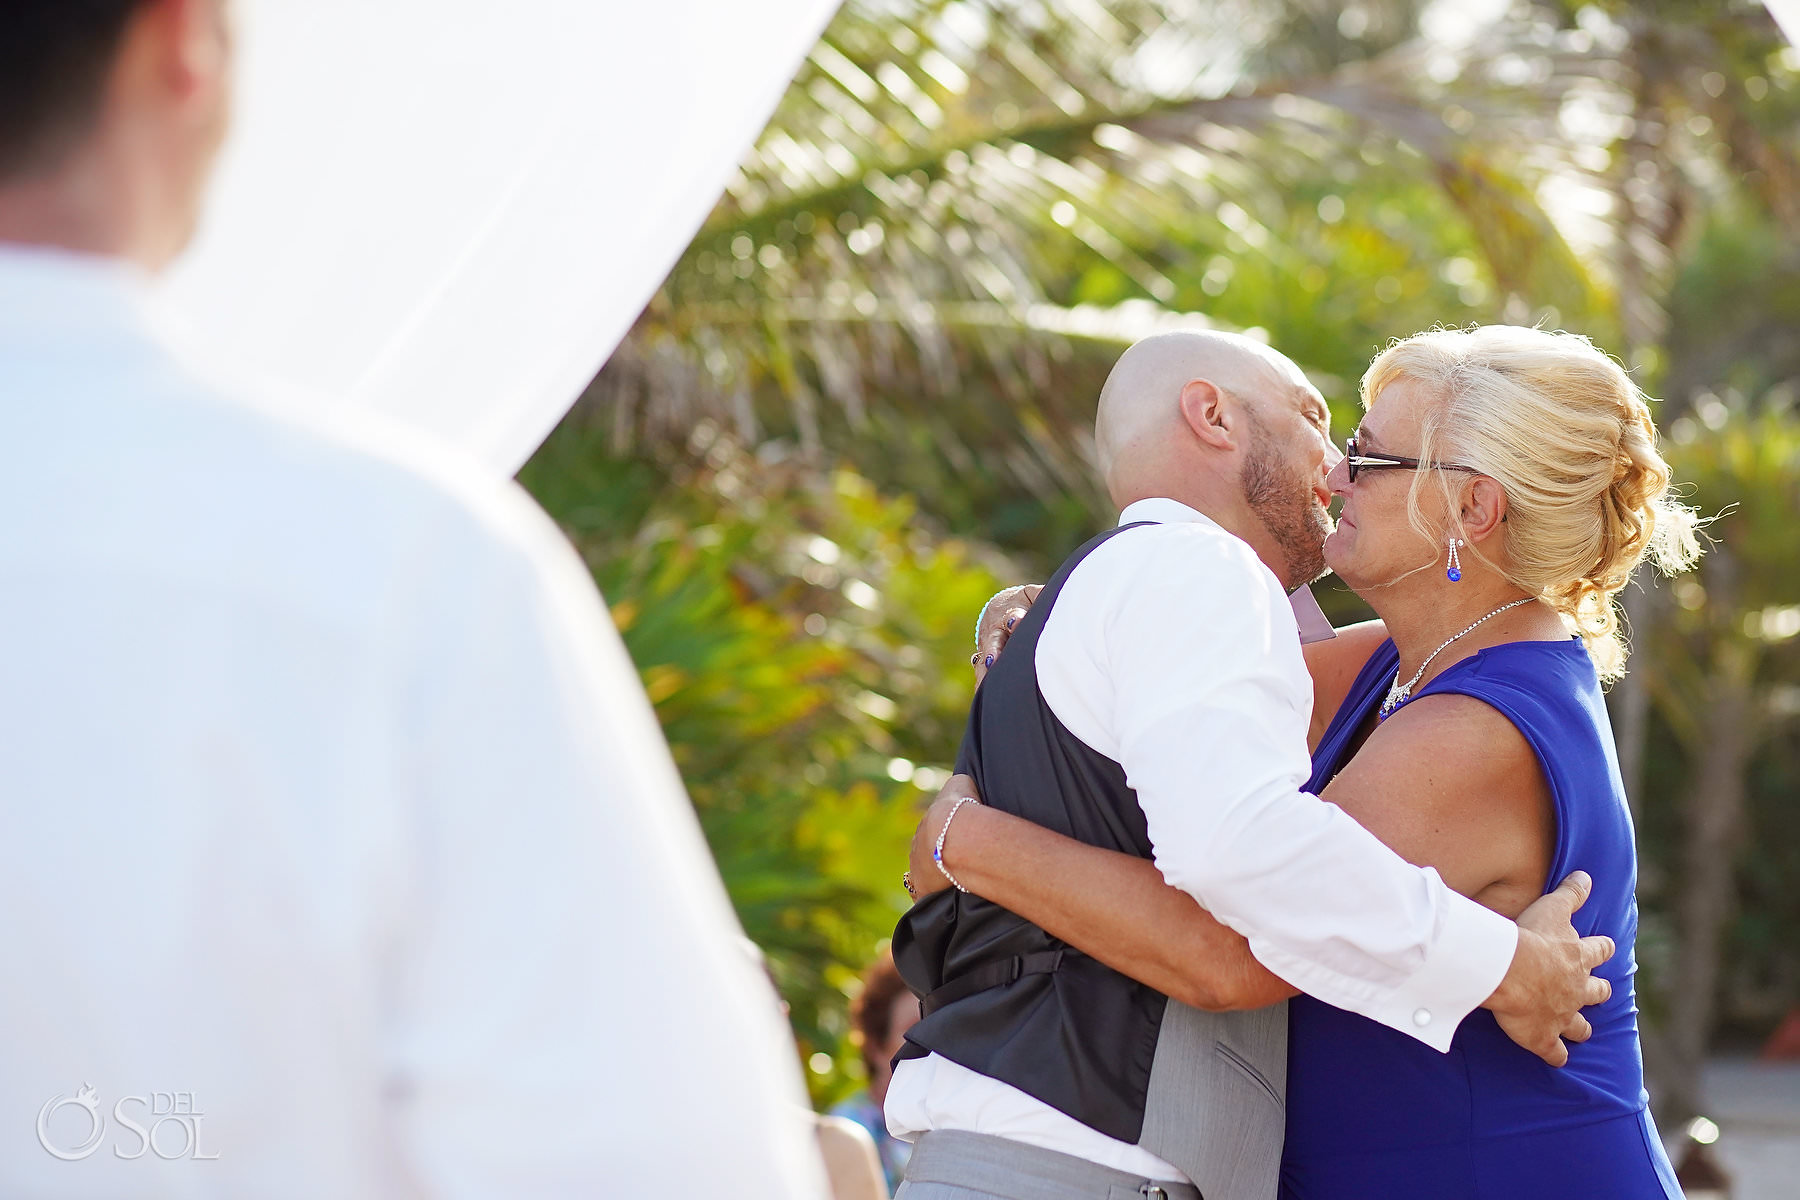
[160,0,839,475]
[1769,0,1800,45]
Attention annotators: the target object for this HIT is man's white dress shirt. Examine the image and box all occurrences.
[887,498,1519,1179]
[0,246,826,1198]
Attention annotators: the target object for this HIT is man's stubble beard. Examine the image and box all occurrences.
[1242,416,1332,588]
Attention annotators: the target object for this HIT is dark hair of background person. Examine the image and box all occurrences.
[0,2,154,181]
[850,951,912,1077]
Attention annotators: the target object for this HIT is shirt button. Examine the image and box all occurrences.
[1413,1008,1432,1028]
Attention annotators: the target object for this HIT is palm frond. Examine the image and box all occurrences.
[581,0,1688,512]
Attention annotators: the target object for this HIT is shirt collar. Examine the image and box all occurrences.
[1116,495,1337,645]
[1117,497,1218,530]
[0,242,155,344]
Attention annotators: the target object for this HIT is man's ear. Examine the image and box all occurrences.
[1460,475,1508,544]
[131,0,231,102]
[1177,379,1237,452]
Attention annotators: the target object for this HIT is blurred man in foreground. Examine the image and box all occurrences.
[0,2,825,1195]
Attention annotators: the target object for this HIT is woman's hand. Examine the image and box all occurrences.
[970,585,1042,686]
[906,774,983,901]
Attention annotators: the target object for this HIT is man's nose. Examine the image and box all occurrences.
[1321,436,1344,473]
[1325,453,1352,497]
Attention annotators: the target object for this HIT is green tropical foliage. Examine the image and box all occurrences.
[596,0,1637,555]
[520,0,1800,1113]
[519,423,1008,1099]
[1626,191,1800,1115]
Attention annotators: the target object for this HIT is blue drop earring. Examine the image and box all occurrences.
[1446,537,1463,583]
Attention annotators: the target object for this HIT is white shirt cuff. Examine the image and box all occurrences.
[1365,892,1518,1053]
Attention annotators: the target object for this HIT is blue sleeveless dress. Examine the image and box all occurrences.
[1280,638,1680,1199]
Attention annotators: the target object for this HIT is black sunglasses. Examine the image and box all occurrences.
[1342,435,1480,484]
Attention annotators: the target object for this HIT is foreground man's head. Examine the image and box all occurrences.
[0,0,235,271]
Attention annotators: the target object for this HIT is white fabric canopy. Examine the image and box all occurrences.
[1769,0,1800,44]
[161,0,839,475]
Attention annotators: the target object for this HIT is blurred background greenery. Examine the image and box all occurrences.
[516,0,1799,1126]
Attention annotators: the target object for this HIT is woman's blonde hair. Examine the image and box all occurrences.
[1362,324,1702,682]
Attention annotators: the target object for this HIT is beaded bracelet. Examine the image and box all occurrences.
[933,795,979,893]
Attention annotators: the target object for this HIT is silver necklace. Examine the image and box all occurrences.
[1379,597,1536,721]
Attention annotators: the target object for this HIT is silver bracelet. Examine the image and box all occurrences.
[933,795,979,893]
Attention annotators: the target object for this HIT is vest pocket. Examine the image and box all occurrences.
[1215,1040,1283,1111]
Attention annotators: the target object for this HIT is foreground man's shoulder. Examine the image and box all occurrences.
[221,376,566,564]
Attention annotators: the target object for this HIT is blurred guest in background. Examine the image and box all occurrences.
[816,1114,891,1200]
[831,950,922,1193]
[747,939,891,1200]
[0,2,823,1195]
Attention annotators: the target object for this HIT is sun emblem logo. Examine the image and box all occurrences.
[37,1083,105,1160]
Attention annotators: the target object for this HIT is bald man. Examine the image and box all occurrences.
[885,332,1608,1200]
[1093,330,1336,589]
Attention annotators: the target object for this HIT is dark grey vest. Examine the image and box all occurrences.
[893,524,1287,1200]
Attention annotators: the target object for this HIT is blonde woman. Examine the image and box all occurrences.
[908,326,1697,1198]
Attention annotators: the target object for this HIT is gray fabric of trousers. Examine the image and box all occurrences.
[895,1130,1203,1200]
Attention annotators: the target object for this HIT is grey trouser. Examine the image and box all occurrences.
[895,1130,1204,1200]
